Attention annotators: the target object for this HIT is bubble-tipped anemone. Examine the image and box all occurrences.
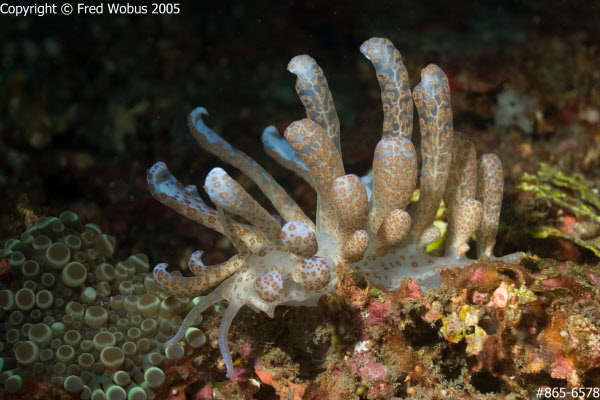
[15,341,40,367]
[144,367,166,389]
[100,347,125,370]
[84,306,108,329]
[15,288,35,311]
[62,262,88,287]
[0,212,205,398]
[147,37,524,378]
[28,323,53,346]
[46,243,71,269]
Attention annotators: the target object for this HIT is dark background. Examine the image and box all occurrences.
[1,0,599,262]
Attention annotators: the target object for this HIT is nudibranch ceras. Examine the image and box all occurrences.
[146,37,523,378]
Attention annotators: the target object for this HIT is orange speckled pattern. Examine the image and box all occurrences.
[147,162,221,232]
[301,256,331,291]
[444,133,477,249]
[288,55,341,153]
[204,167,282,247]
[153,254,244,297]
[411,64,454,243]
[369,137,417,232]
[284,118,344,236]
[416,225,442,249]
[284,119,344,196]
[377,209,411,246]
[254,272,283,302]
[188,107,314,230]
[450,199,483,257]
[476,154,504,258]
[281,220,318,259]
[342,230,370,262]
[331,174,368,242]
[360,38,413,139]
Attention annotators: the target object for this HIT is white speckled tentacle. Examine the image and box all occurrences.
[205,167,283,249]
[147,162,265,250]
[447,198,483,258]
[284,119,344,238]
[153,257,243,296]
[189,107,314,230]
[476,154,504,258]
[410,65,454,243]
[443,133,477,252]
[360,37,414,139]
[331,174,368,244]
[262,126,313,186]
[147,162,223,233]
[368,137,417,233]
[288,55,341,153]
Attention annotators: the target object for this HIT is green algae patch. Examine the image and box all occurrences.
[518,162,600,256]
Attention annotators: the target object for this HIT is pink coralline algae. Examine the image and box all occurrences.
[147,37,523,378]
[347,351,390,397]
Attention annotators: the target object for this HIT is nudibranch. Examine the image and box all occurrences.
[147,37,523,378]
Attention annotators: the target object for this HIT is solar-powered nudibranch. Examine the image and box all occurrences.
[147,37,523,378]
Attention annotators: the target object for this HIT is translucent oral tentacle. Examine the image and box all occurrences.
[288,55,341,153]
[189,107,314,230]
[476,154,503,258]
[261,125,313,186]
[368,137,417,233]
[284,119,345,237]
[360,37,414,139]
[204,167,283,248]
[165,289,224,347]
[410,64,454,243]
[219,301,243,378]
